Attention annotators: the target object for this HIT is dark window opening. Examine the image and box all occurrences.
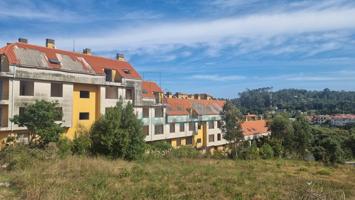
[186,137,193,145]
[48,58,61,64]
[79,112,89,120]
[209,121,215,129]
[125,88,133,100]
[123,69,130,74]
[19,81,34,96]
[189,122,195,131]
[155,107,163,118]
[197,138,201,143]
[176,138,181,146]
[154,125,164,135]
[209,134,215,142]
[105,86,118,99]
[80,91,90,98]
[180,123,185,132]
[143,107,149,118]
[170,123,175,133]
[143,125,149,135]
[104,69,112,82]
[51,83,63,97]
[217,133,221,141]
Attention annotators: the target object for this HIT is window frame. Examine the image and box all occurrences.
[170,123,175,133]
[142,107,149,118]
[80,91,90,98]
[179,123,185,132]
[79,112,89,120]
[50,82,63,97]
[209,134,215,142]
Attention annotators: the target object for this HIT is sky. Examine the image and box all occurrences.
[1,0,355,98]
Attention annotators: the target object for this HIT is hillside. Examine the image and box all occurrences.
[0,156,354,200]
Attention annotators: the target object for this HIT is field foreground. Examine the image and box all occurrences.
[0,156,354,200]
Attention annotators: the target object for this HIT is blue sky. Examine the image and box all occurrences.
[1,0,355,98]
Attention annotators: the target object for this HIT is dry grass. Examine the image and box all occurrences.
[0,156,354,200]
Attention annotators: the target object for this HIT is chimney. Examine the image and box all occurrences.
[83,48,92,55]
[116,53,125,61]
[46,38,55,49]
[18,38,28,43]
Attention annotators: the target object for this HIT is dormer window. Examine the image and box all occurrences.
[48,58,60,64]
[123,69,130,74]
[104,68,112,82]
[142,89,148,94]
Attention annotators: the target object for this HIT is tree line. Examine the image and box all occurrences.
[231,87,355,115]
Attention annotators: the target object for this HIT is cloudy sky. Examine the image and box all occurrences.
[1,0,355,98]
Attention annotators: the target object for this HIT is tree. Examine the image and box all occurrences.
[292,115,312,158]
[270,114,294,153]
[90,102,145,160]
[221,101,243,158]
[11,100,64,147]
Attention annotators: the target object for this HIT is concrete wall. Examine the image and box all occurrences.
[10,79,73,130]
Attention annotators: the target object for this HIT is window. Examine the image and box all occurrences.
[209,121,215,129]
[217,133,221,141]
[209,134,215,142]
[154,125,164,135]
[51,83,63,97]
[19,81,34,96]
[143,107,149,118]
[80,91,90,98]
[196,138,201,143]
[217,121,222,129]
[180,123,185,132]
[104,69,112,82]
[143,125,149,135]
[55,107,63,121]
[105,86,118,99]
[125,88,133,100]
[176,138,181,146]
[170,123,175,133]
[186,137,193,145]
[79,112,89,120]
[189,122,195,131]
[155,107,163,118]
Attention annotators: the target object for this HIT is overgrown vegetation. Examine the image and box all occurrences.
[11,100,64,147]
[90,102,145,160]
[0,146,354,200]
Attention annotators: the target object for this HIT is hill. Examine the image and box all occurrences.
[0,155,354,199]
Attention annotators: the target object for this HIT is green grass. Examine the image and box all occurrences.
[0,156,354,200]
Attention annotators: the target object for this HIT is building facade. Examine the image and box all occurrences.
[0,39,269,150]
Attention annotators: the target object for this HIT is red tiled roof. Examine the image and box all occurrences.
[241,120,269,136]
[165,98,225,116]
[142,81,163,99]
[0,43,141,79]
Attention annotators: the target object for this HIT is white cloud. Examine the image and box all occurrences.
[190,74,245,81]
[49,7,355,52]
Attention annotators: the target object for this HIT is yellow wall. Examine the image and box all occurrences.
[194,122,206,148]
[66,84,99,139]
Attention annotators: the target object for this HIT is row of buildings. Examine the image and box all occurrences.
[0,38,270,150]
[308,114,355,126]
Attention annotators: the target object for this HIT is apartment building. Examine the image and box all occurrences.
[0,38,270,151]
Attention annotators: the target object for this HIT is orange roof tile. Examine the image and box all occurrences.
[165,98,225,116]
[142,81,163,99]
[241,120,269,136]
[0,43,141,79]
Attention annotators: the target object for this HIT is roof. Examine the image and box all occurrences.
[332,114,355,120]
[0,42,141,79]
[165,98,225,116]
[142,81,163,99]
[241,120,269,136]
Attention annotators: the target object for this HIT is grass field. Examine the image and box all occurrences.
[0,155,354,200]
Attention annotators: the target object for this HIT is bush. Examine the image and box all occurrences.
[57,138,72,158]
[260,144,274,159]
[167,146,200,159]
[72,133,91,156]
[90,102,145,160]
[238,142,259,160]
[148,141,172,152]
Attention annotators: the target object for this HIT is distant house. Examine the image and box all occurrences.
[330,114,355,126]
[241,120,270,140]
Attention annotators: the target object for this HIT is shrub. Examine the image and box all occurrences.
[57,138,72,158]
[238,142,259,160]
[90,102,145,160]
[72,133,91,156]
[167,146,200,159]
[149,141,172,152]
[260,143,274,159]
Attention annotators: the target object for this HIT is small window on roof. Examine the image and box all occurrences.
[142,89,148,94]
[123,69,130,74]
[48,58,61,64]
